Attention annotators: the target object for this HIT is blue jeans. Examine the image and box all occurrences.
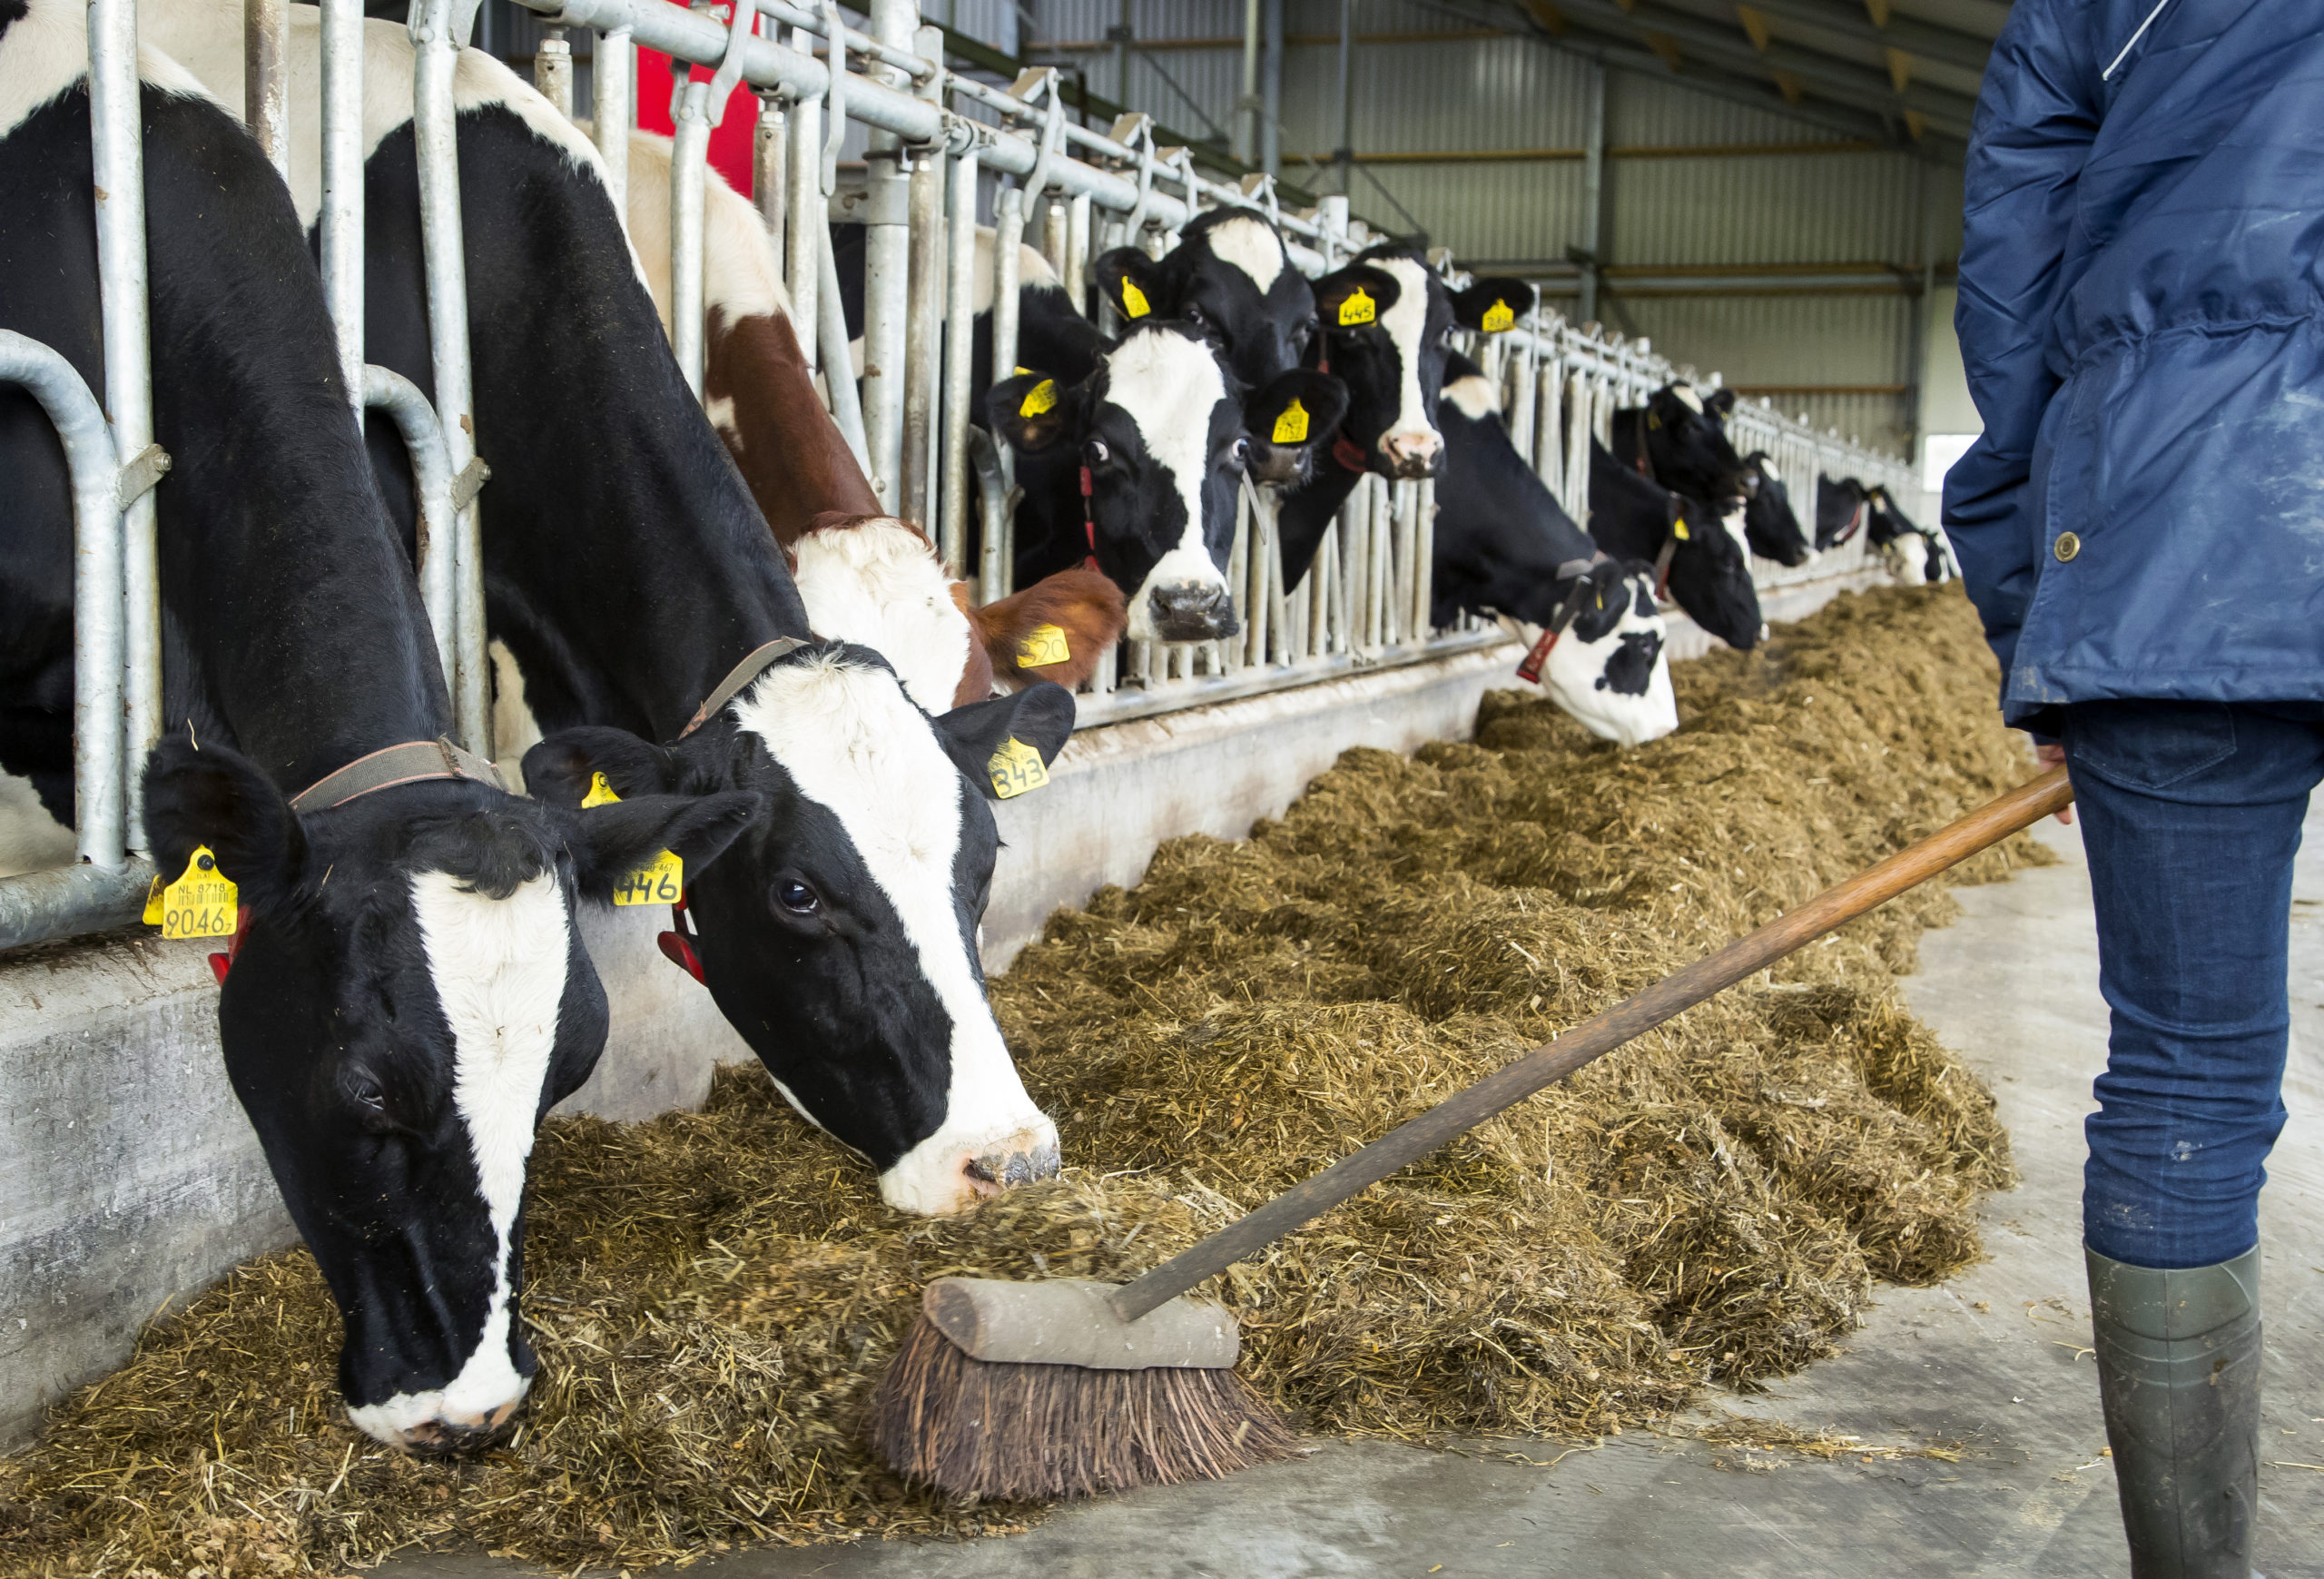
[2065,699,2320,1269]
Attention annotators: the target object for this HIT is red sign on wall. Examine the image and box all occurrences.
[633,0,761,197]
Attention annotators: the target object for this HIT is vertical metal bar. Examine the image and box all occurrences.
[593,25,633,227]
[784,52,820,359]
[1064,192,1091,318]
[940,143,979,576]
[1334,0,1353,195]
[1040,196,1068,284]
[900,23,947,531]
[363,366,459,696]
[1258,0,1282,177]
[1506,329,1535,469]
[815,217,872,471]
[1535,353,1562,499]
[89,0,153,856]
[858,0,918,512]
[670,75,713,397]
[245,0,290,182]
[320,0,366,410]
[1413,476,1434,641]
[1579,64,1605,326]
[535,24,575,118]
[411,0,491,754]
[753,90,785,238]
[1234,0,1260,166]
[989,184,1026,384]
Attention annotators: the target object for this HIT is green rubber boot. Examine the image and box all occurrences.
[2085,1245,2264,1578]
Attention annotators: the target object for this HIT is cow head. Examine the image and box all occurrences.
[1311,251,1532,481]
[785,515,990,713]
[1489,563,1678,747]
[142,735,753,1452]
[1620,382,1754,507]
[526,643,1076,1216]
[1664,495,1763,651]
[991,321,1343,642]
[1738,451,1813,567]
[1816,475,1871,550]
[1865,486,1936,585]
[1096,212,1319,485]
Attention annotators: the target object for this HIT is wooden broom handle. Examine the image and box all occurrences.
[1109,765,2073,1324]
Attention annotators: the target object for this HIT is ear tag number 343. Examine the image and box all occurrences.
[988,737,1049,800]
[144,845,238,940]
[585,771,684,906]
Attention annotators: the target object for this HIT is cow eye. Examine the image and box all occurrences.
[776,879,820,915]
[1083,439,1110,468]
[1231,437,1250,465]
[1183,302,1206,327]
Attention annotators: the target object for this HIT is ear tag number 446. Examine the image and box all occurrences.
[145,845,238,940]
[988,737,1049,800]
[584,771,684,906]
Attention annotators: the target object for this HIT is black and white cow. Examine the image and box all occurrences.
[1093,209,1318,484]
[1,0,748,1450]
[1587,439,1763,651]
[1816,474,1871,551]
[143,0,1077,1220]
[1274,249,1532,584]
[988,309,1344,642]
[1737,450,1813,567]
[1609,381,1755,509]
[1865,484,1952,585]
[1433,356,1677,745]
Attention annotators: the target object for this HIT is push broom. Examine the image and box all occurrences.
[872,765,2075,1501]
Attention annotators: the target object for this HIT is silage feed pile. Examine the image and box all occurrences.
[0,586,2047,1575]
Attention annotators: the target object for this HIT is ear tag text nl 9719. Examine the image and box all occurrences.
[1272,397,1310,445]
[584,772,684,905]
[1481,298,1515,333]
[1118,279,1150,319]
[988,736,1049,799]
[1017,623,1071,668]
[1337,287,1375,327]
[150,845,238,939]
[1019,379,1059,418]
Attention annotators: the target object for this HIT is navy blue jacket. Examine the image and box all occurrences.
[1945,0,2324,730]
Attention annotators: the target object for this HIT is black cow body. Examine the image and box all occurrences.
[1,6,734,1449]
[1866,484,1951,584]
[1738,451,1813,567]
[1609,382,1755,509]
[141,0,1077,1220]
[1587,440,1762,651]
[1433,357,1676,745]
[1816,475,1870,551]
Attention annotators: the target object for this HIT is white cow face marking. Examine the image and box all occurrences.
[1500,569,1677,747]
[789,518,975,714]
[1202,214,1286,294]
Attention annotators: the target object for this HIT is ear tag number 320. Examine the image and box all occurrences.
[1017,623,1071,668]
[988,737,1049,800]
[145,845,238,940]
[584,771,684,906]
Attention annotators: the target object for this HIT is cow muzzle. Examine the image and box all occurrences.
[1380,428,1442,479]
[882,1116,1063,1215]
[389,1396,526,1456]
[1146,580,1242,643]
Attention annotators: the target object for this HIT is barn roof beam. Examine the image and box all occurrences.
[1725,0,1994,75]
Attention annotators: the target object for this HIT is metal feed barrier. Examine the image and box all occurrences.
[0,0,1923,949]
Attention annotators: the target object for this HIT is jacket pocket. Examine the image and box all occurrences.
[2067,699,2237,792]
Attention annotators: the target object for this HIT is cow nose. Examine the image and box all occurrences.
[1147,581,1242,642]
[963,1137,1064,1199]
[388,1395,525,1456]
[1380,428,1442,477]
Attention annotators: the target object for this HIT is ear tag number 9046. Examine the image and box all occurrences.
[583,772,684,905]
[147,844,238,939]
[988,736,1049,800]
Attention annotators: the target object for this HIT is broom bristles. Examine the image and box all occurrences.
[871,1312,1299,1501]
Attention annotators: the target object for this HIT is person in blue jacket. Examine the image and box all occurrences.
[1946,2,2321,1573]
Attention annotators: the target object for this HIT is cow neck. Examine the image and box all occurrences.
[1514,558,1606,684]
[707,309,881,546]
[130,87,456,793]
[378,104,817,746]
[1275,451,1369,590]
[1628,408,1659,486]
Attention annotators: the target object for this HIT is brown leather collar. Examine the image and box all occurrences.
[288,736,505,814]
[679,637,810,738]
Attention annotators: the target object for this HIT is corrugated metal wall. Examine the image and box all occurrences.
[1006,0,1963,460]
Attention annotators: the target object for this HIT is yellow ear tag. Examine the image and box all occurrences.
[1673,518,1691,540]
[987,736,1049,799]
[1271,397,1311,445]
[1019,379,1059,418]
[1481,298,1515,333]
[583,772,684,906]
[1017,623,1071,668]
[153,845,239,940]
[1337,286,1375,327]
[1119,278,1151,319]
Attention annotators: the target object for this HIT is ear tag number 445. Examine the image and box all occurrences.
[145,845,238,940]
[584,771,684,907]
[988,737,1049,800]
[1338,287,1375,328]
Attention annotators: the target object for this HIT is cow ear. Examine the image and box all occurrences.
[563,790,763,903]
[523,726,682,808]
[142,735,307,911]
[1704,387,1736,419]
[1246,370,1348,453]
[1094,247,1167,323]
[989,372,1074,455]
[1450,277,1533,334]
[1312,265,1400,332]
[934,681,1078,796]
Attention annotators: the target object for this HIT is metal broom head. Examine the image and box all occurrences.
[869,1278,1298,1500]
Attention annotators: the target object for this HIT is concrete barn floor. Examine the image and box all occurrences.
[394,812,2324,1579]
